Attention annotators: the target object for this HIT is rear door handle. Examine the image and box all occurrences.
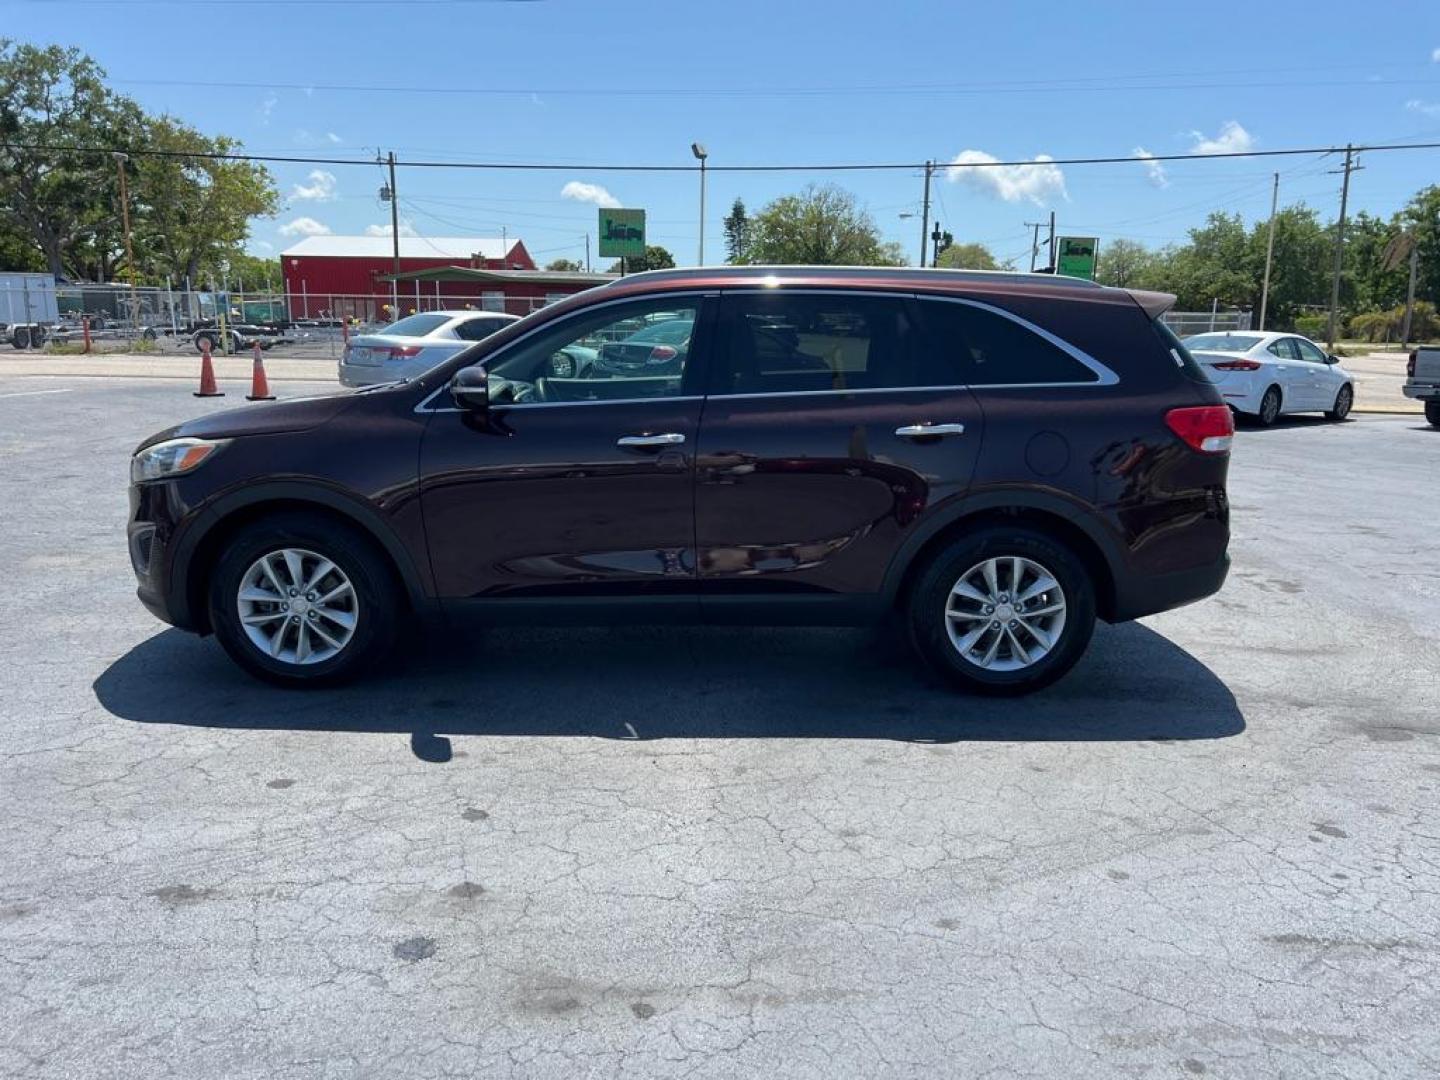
[895,423,966,439]
[617,432,686,448]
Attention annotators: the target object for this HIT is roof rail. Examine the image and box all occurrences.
[606,265,1109,291]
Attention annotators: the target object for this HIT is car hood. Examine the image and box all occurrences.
[134,391,360,453]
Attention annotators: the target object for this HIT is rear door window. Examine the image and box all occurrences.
[1268,338,1300,361]
[713,293,925,395]
[386,313,450,337]
[917,298,1102,385]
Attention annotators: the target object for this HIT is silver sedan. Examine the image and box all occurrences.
[338,310,519,387]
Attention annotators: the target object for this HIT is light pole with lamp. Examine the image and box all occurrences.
[691,142,708,265]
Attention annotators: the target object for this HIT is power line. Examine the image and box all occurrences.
[7,140,1440,173]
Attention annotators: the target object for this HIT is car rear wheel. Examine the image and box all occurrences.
[1257,385,1282,426]
[1325,384,1353,421]
[1425,401,1440,428]
[907,526,1096,696]
[208,513,400,687]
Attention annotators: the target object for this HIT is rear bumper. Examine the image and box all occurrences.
[1110,552,1230,622]
[1402,382,1439,401]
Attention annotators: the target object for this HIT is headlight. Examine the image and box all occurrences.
[131,437,229,484]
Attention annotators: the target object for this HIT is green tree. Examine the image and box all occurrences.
[1396,185,1440,309]
[131,115,278,288]
[225,252,281,291]
[934,241,1004,271]
[0,40,143,278]
[747,185,905,266]
[723,197,751,264]
[608,245,675,273]
[544,257,583,272]
[1094,238,1158,288]
[1247,205,1330,329]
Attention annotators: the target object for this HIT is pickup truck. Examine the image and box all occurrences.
[1404,346,1440,428]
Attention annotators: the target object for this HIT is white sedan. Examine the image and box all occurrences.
[1183,331,1355,425]
[338,310,520,387]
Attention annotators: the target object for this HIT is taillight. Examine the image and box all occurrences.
[386,346,422,358]
[1408,351,1417,377]
[1211,358,1262,371]
[648,345,678,363]
[1165,406,1234,454]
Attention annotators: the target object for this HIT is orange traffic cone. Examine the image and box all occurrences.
[246,343,276,401]
[194,337,224,397]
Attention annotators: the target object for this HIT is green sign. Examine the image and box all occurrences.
[1055,236,1099,280]
[598,208,646,258]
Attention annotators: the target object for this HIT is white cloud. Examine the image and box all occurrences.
[364,221,418,237]
[1432,47,1440,62]
[945,150,1067,206]
[1188,120,1255,156]
[259,92,277,124]
[290,169,337,202]
[326,131,343,144]
[561,180,620,208]
[1406,98,1440,118]
[253,240,274,252]
[1133,146,1170,189]
[278,216,331,238]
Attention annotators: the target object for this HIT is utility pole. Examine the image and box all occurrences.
[1325,145,1361,350]
[386,151,400,318]
[918,160,934,268]
[584,233,591,273]
[1258,172,1280,331]
[113,153,139,339]
[1024,221,1044,271]
[1047,210,1056,270]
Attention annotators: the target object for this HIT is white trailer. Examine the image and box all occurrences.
[0,272,60,348]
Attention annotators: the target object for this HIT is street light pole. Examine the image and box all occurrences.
[1258,172,1279,331]
[918,160,934,268]
[691,143,708,265]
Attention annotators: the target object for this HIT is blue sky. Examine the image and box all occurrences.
[8,0,1440,267]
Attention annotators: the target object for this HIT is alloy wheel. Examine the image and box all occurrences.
[236,547,358,665]
[944,556,1067,672]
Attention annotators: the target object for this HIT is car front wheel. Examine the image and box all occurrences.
[907,526,1096,696]
[1326,384,1353,421]
[208,513,400,687]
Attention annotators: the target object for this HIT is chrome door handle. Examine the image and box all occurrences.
[895,423,966,438]
[617,432,686,448]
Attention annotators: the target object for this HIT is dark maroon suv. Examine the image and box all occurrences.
[128,267,1232,694]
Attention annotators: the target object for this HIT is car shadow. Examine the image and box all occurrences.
[93,621,1244,757]
[1235,414,1336,433]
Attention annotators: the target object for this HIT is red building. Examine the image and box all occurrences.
[380,265,617,317]
[280,235,537,319]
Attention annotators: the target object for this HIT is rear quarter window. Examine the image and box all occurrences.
[1154,318,1214,384]
[917,297,1104,385]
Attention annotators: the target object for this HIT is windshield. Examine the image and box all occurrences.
[383,313,451,338]
[1183,333,1262,352]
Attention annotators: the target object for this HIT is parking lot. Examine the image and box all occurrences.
[1,373,1437,1078]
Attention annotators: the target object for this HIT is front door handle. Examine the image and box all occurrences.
[895,423,966,439]
[617,432,686,449]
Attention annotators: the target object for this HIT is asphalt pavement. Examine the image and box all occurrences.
[1,375,1437,1079]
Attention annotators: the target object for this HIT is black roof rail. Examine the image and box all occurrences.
[605,265,1108,291]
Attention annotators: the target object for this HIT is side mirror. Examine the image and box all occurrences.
[450,366,489,410]
[1327,354,1340,365]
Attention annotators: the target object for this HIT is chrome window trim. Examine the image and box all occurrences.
[915,294,1119,388]
[709,385,971,402]
[413,289,716,414]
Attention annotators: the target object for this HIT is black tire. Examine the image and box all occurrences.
[142,327,157,342]
[12,328,32,350]
[1325,383,1353,421]
[1426,400,1440,429]
[907,526,1097,696]
[1256,385,1282,426]
[207,512,401,687]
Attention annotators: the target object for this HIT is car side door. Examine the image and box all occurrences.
[1265,337,1306,411]
[1292,336,1337,408]
[693,289,983,616]
[417,293,715,614]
